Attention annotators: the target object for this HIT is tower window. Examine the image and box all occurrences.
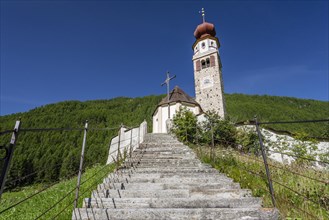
[201,58,210,69]
[206,58,210,67]
[201,42,205,48]
[201,60,206,69]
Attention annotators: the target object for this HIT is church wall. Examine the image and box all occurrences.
[152,108,159,133]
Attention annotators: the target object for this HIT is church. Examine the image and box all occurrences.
[153,10,226,133]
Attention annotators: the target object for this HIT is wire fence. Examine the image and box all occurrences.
[175,118,329,219]
[0,119,148,219]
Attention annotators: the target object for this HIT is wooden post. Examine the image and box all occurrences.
[255,118,276,207]
[211,123,215,162]
[0,120,21,199]
[117,125,122,167]
[74,120,88,208]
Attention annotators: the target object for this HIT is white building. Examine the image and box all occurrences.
[152,86,202,133]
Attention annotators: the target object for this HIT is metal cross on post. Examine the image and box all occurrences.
[199,8,205,23]
[161,71,176,119]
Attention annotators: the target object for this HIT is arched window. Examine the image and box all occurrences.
[201,60,206,69]
[206,58,210,67]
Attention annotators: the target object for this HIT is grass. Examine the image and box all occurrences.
[191,145,329,220]
[0,163,116,220]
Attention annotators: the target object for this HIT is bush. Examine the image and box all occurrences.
[171,107,198,143]
[171,109,238,148]
[199,111,237,147]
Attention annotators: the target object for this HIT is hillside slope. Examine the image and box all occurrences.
[225,93,328,137]
[0,94,328,189]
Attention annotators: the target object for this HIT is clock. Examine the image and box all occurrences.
[200,76,213,89]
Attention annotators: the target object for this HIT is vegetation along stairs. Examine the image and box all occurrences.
[72,133,279,219]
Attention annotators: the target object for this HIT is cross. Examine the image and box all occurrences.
[161,71,176,119]
[199,8,205,23]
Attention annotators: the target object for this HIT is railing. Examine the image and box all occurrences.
[0,119,147,219]
[174,118,329,220]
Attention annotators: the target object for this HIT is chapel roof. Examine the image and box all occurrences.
[158,86,200,106]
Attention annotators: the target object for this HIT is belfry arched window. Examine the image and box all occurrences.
[206,58,210,67]
[201,58,210,69]
[201,60,206,69]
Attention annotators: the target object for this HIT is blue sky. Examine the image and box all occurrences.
[1,0,328,116]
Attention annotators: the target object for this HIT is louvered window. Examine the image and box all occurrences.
[210,55,215,67]
[196,60,201,71]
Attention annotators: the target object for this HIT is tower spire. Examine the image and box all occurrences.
[199,8,205,23]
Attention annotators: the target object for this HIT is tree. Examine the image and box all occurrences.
[171,107,198,143]
[200,111,237,147]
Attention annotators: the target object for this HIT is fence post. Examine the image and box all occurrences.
[255,117,276,207]
[196,126,199,146]
[210,123,215,161]
[129,128,133,158]
[185,127,188,143]
[0,120,21,199]
[117,124,123,167]
[137,127,140,145]
[74,120,88,208]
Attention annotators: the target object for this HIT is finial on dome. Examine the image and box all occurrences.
[199,8,205,23]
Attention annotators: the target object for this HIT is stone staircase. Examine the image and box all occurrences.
[72,133,279,219]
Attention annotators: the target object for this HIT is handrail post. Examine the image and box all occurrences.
[211,123,214,162]
[0,120,21,199]
[74,120,88,209]
[129,128,133,158]
[255,117,276,207]
[137,127,140,145]
[117,124,123,167]
[196,126,199,146]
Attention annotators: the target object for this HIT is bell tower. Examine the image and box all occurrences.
[192,8,226,118]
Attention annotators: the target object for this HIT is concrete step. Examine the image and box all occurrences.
[137,158,201,162]
[91,189,190,199]
[118,164,211,170]
[135,150,194,155]
[102,176,233,185]
[83,197,262,209]
[106,172,233,181]
[134,164,203,168]
[97,182,240,191]
[124,160,202,166]
[91,188,252,199]
[130,168,219,173]
[72,207,279,220]
[103,175,233,184]
[135,155,195,159]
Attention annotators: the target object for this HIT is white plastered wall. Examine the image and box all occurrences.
[106,121,147,164]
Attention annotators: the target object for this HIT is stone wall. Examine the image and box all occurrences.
[106,121,147,164]
[193,50,225,118]
[237,125,328,169]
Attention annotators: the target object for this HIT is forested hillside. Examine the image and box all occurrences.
[225,94,328,137]
[0,93,328,189]
[0,95,164,189]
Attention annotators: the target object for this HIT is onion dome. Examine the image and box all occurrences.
[193,22,216,39]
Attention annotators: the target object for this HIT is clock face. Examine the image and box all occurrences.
[200,76,213,89]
